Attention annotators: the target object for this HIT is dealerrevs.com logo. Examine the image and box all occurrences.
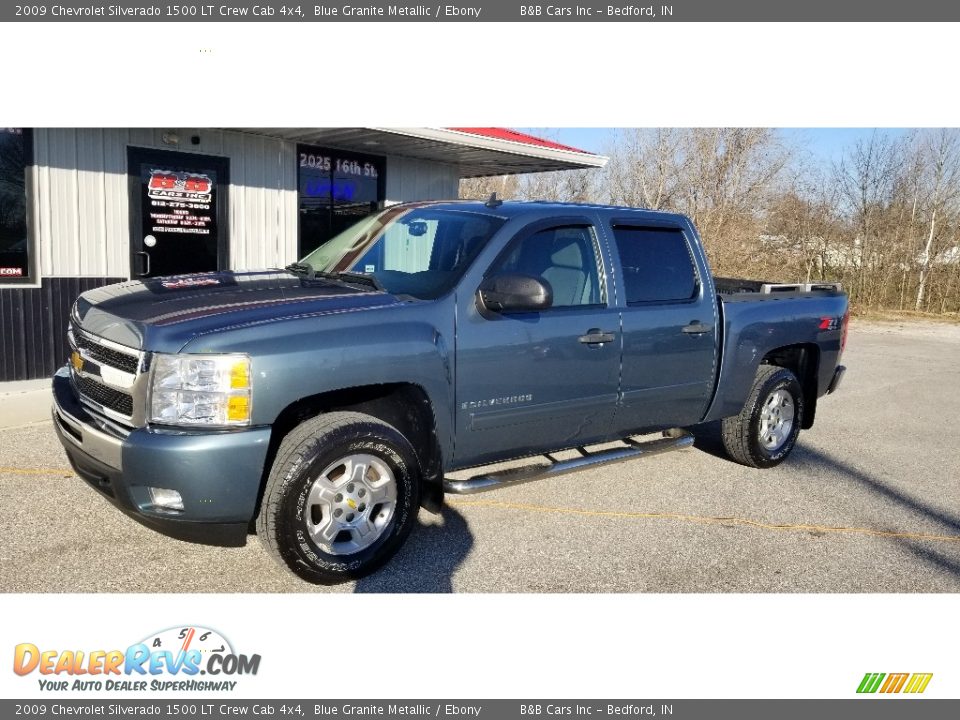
[13,626,261,693]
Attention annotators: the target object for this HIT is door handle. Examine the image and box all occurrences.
[579,329,616,345]
[135,251,151,277]
[682,321,711,335]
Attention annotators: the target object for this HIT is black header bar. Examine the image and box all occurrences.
[3,0,959,22]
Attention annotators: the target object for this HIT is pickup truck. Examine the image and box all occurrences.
[52,199,849,583]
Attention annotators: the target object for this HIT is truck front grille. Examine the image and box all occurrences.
[68,325,144,426]
[72,331,140,374]
[74,375,135,417]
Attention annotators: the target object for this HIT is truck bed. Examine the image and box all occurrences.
[704,283,848,424]
[714,276,844,300]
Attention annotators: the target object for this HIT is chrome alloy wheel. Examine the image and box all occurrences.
[758,388,795,451]
[304,453,398,555]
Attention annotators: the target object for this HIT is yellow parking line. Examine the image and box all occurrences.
[0,467,72,476]
[447,498,960,545]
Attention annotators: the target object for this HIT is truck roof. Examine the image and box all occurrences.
[404,199,688,223]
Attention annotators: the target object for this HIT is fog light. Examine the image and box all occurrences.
[148,487,184,511]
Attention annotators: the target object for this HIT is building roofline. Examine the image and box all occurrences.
[370,127,608,170]
[446,128,595,155]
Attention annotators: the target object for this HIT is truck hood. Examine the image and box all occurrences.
[72,270,403,352]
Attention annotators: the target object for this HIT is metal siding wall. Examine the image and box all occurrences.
[385,156,459,204]
[37,128,130,278]
[34,128,53,275]
[46,129,81,276]
[279,141,299,264]
[223,131,298,270]
[225,130,248,268]
[77,129,106,276]
[249,134,270,268]
[0,277,123,382]
[102,129,131,277]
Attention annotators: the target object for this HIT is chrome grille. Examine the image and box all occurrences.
[74,374,135,416]
[72,331,140,374]
[68,326,145,427]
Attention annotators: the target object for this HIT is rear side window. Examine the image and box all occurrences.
[612,226,698,304]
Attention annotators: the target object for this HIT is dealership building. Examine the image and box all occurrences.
[0,127,603,382]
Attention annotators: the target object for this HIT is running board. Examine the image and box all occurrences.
[443,430,694,495]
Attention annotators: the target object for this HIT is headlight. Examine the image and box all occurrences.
[149,353,252,427]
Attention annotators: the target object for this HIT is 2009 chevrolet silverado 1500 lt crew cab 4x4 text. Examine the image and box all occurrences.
[52,199,849,583]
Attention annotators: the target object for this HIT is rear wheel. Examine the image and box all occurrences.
[721,365,804,468]
[257,411,421,584]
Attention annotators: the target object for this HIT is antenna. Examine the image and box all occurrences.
[485,192,503,208]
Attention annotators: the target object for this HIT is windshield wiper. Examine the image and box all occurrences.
[328,271,385,292]
[286,264,384,292]
[284,262,315,278]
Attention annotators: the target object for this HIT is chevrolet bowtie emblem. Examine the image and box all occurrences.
[346,498,357,510]
[71,351,83,372]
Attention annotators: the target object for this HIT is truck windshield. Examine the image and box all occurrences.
[297,205,506,300]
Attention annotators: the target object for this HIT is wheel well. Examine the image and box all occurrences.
[761,344,820,429]
[254,384,444,524]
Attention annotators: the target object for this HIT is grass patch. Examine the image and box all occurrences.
[851,308,960,325]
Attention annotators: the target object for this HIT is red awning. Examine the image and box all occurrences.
[447,128,595,156]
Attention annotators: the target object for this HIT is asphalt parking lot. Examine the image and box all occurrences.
[1,319,959,593]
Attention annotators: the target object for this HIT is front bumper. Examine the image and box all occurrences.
[52,368,272,547]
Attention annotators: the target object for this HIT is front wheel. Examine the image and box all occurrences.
[721,365,804,469]
[257,411,421,584]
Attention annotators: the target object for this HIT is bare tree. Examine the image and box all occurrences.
[516,168,599,203]
[458,174,520,201]
[606,128,689,209]
[914,129,960,310]
[832,132,900,307]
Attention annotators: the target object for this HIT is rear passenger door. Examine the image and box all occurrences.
[608,221,719,434]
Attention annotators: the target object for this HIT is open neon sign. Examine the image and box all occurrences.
[303,178,358,201]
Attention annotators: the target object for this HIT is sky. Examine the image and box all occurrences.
[518,127,910,165]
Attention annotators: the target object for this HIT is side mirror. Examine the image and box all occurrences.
[476,273,553,314]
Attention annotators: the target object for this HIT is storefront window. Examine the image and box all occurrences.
[0,128,32,282]
[297,144,385,258]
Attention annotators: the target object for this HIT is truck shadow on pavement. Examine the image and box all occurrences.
[899,539,960,580]
[689,421,960,583]
[354,505,474,593]
[796,447,960,536]
[686,421,730,461]
[792,446,960,583]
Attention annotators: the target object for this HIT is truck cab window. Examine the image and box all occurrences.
[612,226,698,304]
[494,225,603,308]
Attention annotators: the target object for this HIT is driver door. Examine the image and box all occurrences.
[453,219,621,468]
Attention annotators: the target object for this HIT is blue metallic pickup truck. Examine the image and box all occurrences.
[52,199,849,583]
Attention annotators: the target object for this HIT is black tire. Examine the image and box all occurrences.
[721,365,804,469]
[257,411,421,584]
